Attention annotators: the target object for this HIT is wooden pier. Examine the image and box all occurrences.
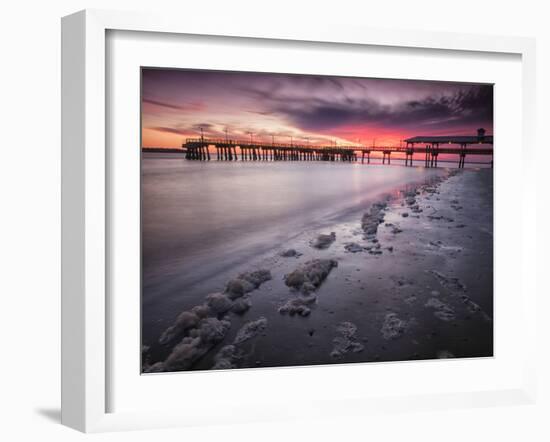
[182,129,493,168]
[403,129,493,168]
[184,138,358,162]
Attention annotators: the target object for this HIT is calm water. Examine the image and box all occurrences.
[141,153,450,336]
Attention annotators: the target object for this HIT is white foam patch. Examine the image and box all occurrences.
[234,317,268,345]
[425,298,456,321]
[284,259,338,294]
[381,313,407,340]
[429,270,467,292]
[311,232,336,249]
[330,321,364,358]
[158,310,200,345]
[278,295,317,317]
[158,318,232,372]
[212,317,268,369]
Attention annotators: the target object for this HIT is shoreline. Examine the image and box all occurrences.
[141,162,448,333]
[142,168,493,372]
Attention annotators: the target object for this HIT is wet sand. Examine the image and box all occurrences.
[142,168,493,373]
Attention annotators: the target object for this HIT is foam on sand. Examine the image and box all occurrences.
[460,294,492,321]
[284,259,338,294]
[425,298,455,321]
[311,232,336,249]
[212,345,242,370]
[225,269,272,299]
[361,202,387,236]
[150,267,272,371]
[158,310,200,345]
[278,294,317,317]
[213,317,268,369]
[381,313,408,340]
[231,298,252,315]
[330,321,364,358]
[234,317,268,344]
[429,270,467,292]
[147,317,232,372]
[344,242,365,253]
[205,292,234,314]
[280,248,302,258]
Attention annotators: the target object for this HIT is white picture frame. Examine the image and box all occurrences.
[61,9,537,433]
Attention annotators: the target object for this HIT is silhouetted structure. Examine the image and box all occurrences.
[181,129,493,168]
[404,129,493,168]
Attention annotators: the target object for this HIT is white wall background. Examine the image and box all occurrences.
[0,1,547,441]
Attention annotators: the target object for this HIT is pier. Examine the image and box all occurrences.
[181,129,493,168]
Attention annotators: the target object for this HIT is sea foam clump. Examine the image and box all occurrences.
[344,242,365,253]
[153,267,272,369]
[212,345,242,370]
[158,310,200,345]
[284,259,338,294]
[148,317,232,372]
[205,292,234,315]
[311,232,336,249]
[381,313,407,340]
[231,298,252,315]
[361,202,387,236]
[225,269,272,299]
[425,298,455,321]
[280,249,302,258]
[212,317,268,369]
[278,295,317,317]
[191,304,211,319]
[460,294,492,321]
[429,271,467,292]
[234,317,268,345]
[330,321,364,358]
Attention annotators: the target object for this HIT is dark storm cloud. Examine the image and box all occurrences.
[153,123,217,137]
[238,76,349,103]
[142,68,493,147]
[252,83,493,132]
[190,123,214,132]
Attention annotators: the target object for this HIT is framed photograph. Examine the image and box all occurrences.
[62,9,537,432]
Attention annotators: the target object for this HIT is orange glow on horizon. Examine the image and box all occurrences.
[141,69,493,150]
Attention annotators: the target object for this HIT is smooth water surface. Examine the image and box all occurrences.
[142,153,446,336]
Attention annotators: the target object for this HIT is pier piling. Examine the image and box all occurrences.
[181,130,492,168]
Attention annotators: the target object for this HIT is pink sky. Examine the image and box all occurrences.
[141,69,493,148]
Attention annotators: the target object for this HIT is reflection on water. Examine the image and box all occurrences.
[141,153,446,337]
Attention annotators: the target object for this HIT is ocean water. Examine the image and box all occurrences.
[141,153,449,341]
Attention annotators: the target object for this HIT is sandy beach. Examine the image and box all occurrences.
[142,167,493,373]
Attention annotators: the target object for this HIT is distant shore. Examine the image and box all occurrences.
[142,168,493,373]
[142,147,186,153]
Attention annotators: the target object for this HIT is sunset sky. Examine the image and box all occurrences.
[141,69,493,148]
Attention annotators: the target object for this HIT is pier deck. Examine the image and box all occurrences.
[181,131,493,168]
